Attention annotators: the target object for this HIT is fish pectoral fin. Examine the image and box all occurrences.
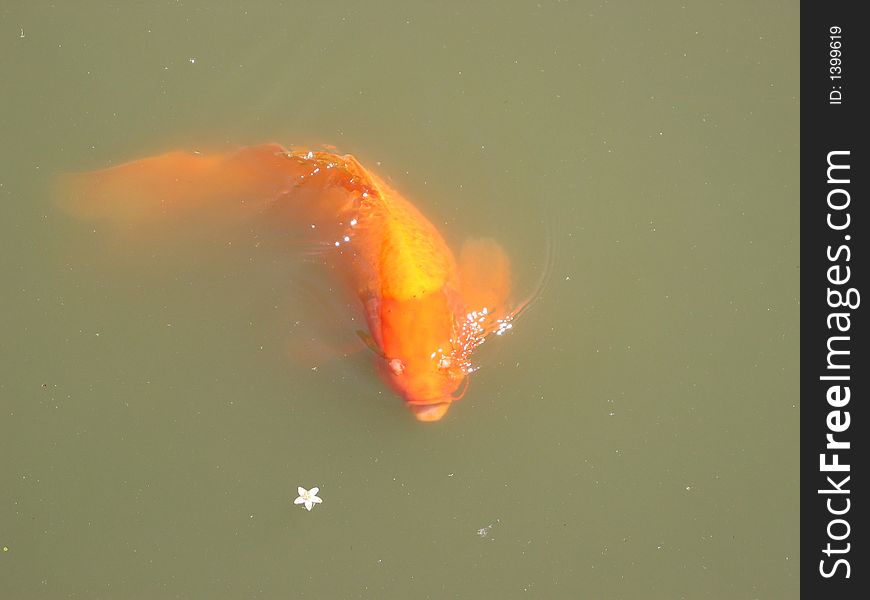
[458,238,512,331]
[356,329,386,358]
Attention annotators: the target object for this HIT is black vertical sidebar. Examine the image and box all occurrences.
[801,2,867,597]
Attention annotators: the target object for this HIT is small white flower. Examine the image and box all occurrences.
[294,486,322,511]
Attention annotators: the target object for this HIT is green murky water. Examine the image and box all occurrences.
[2,1,799,598]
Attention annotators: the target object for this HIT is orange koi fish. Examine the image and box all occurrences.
[61,144,519,421]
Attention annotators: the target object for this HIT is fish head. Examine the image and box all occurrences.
[376,294,474,422]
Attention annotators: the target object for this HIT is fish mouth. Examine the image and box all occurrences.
[406,377,469,422]
[409,402,451,422]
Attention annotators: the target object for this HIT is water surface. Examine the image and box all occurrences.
[2,2,799,598]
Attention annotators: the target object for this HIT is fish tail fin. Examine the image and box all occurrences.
[56,144,374,263]
[57,143,298,227]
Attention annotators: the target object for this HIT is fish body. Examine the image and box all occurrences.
[61,144,515,421]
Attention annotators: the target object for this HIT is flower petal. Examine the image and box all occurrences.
[312,496,322,504]
[297,486,307,497]
[294,496,305,505]
[304,500,314,511]
[309,487,319,496]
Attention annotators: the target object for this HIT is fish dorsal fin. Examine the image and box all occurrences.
[457,238,512,333]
